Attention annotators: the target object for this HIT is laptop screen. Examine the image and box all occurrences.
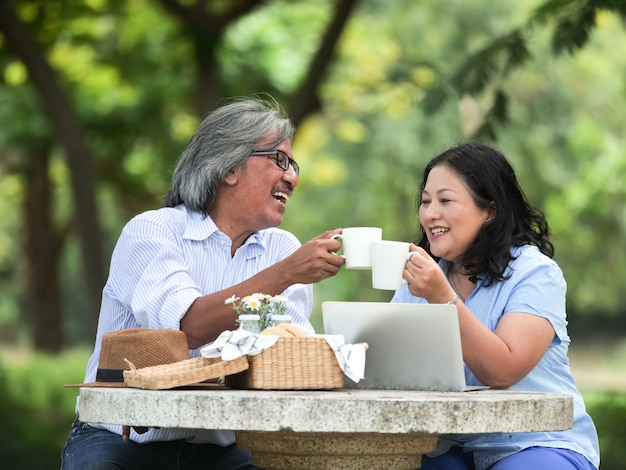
[322,301,469,391]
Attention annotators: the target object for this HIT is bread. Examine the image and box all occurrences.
[262,323,308,337]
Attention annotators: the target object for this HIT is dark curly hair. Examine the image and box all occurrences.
[416,142,554,285]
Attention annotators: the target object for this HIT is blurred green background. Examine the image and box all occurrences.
[1,0,625,468]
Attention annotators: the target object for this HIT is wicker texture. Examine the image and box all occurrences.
[225,337,343,390]
[123,356,249,390]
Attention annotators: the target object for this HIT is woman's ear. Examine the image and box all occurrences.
[486,202,497,222]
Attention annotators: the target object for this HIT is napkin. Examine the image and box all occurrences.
[200,329,366,383]
[313,334,366,383]
[201,328,279,361]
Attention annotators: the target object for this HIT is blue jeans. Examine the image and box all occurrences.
[419,445,596,470]
[60,420,261,470]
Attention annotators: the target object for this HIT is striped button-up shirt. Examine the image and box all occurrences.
[77,204,313,445]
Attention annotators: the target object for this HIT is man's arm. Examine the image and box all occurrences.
[181,229,344,348]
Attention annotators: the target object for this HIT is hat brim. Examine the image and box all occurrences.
[64,381,127,388]
[64,380,225,389]
[64,356,248,390]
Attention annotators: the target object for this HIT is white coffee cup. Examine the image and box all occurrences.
[371,240,415,290]
[331,227,382,269]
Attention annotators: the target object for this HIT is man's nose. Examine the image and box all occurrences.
[282,166,298,186]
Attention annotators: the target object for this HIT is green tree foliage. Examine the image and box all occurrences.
[0,0,625,347]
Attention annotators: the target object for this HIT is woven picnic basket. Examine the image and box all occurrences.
[225,336,344,390]
[123,355,249,390]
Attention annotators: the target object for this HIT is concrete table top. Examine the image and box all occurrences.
[79,387,573,469]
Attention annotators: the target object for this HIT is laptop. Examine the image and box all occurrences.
[322,301,486,392]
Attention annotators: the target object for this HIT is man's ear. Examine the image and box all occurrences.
[224,168,239,186]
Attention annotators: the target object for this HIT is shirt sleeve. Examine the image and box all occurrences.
[504,251,569,342]
[106,215,201,329]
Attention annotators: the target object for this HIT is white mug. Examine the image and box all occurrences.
[371,240,415,290]
[331,227,382,269]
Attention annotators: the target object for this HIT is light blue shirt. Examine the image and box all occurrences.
[77,204,313,445]
[392,245,599,469]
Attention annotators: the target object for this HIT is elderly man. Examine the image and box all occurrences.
[62,97,344,470]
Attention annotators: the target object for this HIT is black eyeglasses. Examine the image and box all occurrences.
[250,149,300,176]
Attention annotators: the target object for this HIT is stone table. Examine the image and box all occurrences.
[78,386,573,470]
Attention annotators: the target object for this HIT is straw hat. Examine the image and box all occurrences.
[66,328,248,390]
[97,328,190,383]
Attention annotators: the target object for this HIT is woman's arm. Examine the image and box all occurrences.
[403,245,557,388]
[455,306,555,388]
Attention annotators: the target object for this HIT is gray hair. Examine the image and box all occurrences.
[163,96,295,214]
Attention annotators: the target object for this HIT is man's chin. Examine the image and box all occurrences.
[261,217,283,230]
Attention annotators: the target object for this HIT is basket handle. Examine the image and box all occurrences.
[124,358,138,372]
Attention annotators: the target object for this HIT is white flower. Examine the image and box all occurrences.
[224,295,239,305]
[228,292,290,331]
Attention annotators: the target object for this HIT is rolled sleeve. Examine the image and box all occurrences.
[108,215,201,328]
[505,254,568,342]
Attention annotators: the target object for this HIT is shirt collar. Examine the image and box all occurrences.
[181,206,267,251]
[182,208,219,241]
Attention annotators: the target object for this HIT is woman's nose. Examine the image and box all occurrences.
[422,204,440,220]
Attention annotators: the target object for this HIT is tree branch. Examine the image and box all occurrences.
[288,0,362,127]
[156,0,268,30]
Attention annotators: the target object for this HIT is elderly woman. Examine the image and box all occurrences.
[394,143,599,470]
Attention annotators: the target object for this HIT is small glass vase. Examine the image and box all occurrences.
[238,314,262,334]
[270,315,292,326]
